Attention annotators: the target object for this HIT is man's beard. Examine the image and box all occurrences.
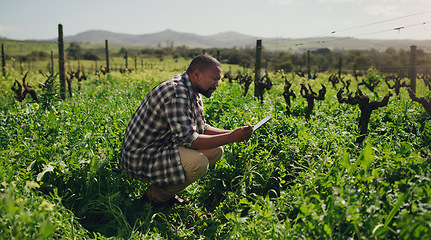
[198,87,216,98]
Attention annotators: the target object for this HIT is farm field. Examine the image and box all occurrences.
[1,57,431,239]
[0,39,153,57]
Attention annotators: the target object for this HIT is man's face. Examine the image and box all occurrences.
[196,65,221,98]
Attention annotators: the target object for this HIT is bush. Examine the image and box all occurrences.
[83,51,100,61]
[278,61,294,72]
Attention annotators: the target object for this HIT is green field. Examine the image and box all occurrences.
[0,39,153,57]
[0,57,430,239]
[0,39,165,75]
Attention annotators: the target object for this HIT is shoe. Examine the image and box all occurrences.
[140,193,190,208]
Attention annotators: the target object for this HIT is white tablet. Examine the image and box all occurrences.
[253,116,272,131]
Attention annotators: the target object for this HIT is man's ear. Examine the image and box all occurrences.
[193,69,201,81]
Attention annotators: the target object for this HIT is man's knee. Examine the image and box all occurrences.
[204,146,223,166]
[184,153,208,181]
[196,153,209,173]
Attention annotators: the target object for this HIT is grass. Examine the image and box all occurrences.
[0,38,159,57]
[0,59,430,239]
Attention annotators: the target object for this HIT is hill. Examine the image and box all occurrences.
[61,29,431,52]
[64,29,260,49]
[2,29,431,53]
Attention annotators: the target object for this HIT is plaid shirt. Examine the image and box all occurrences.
[120,72,208,185]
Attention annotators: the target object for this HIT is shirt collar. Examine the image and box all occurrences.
[182,72,199,99]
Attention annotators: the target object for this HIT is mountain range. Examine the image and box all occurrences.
[62,29,431,52]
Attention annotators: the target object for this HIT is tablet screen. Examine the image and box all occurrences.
[253,116,272,131]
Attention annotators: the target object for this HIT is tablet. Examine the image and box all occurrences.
[253,116,272,131]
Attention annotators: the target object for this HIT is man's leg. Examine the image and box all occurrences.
[145,146,223,203]
[199,146,223,167]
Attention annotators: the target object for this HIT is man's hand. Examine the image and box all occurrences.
[230,126,253,142]
[190,125,253,150]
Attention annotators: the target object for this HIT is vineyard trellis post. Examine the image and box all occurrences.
[409,45,417,93]
[125,50,128,69]
[50,51,54,74]
[1,43,5,77]
[217,50,220,61]
[58,23,66,100]
[19,57,23,75]
[105,39,110,73]
[307,50,311,79]
[134,56,137,72]
[254,39,262,97]
[338,57,342,78]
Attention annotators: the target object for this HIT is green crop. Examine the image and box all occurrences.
[0,60,430,239]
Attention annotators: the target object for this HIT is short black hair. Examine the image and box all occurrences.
[186,54,221,74]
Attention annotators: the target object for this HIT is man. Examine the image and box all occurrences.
[120,54,253,207]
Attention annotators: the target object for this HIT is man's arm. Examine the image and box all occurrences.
[191,126,253,150]
[204,126,232,135]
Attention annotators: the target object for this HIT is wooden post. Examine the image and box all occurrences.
[353,64,357,77]
[217,50,220,61]
[105,39,110,73]
[50,51,54,73]
[254,39,262,97]
[307,50,311,79]
[58,23,66,100]
[141,59,143,70]
[19,57,23,75]
[1,43,5,77]
[125,50,128,69]
[134,56,137,71]
[338,57,342,78]
[409,45,417,93]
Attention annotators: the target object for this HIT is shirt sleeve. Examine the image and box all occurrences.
[165,95,198,148]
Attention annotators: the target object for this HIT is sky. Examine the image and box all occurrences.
[1,0,431,41]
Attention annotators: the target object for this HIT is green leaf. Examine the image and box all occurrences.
[48,111,56,128]
[324,224,332,236]
[340,147,351,172]
[361,143,374,172]
[37,164,55,181]
[384,189,411,228]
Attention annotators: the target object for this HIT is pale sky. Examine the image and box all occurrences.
[1,0,430,41]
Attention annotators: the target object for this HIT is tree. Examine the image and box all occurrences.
[312,48,331,55]
[83,51,99,60]
[119,47,127,55]
[66,42,81,60]
[278,61,294,72]
[355,54,370,70]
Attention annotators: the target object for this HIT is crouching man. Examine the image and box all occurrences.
[120,54,253,207]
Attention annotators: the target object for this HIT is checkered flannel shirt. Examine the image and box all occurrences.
[120,72,209,185]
